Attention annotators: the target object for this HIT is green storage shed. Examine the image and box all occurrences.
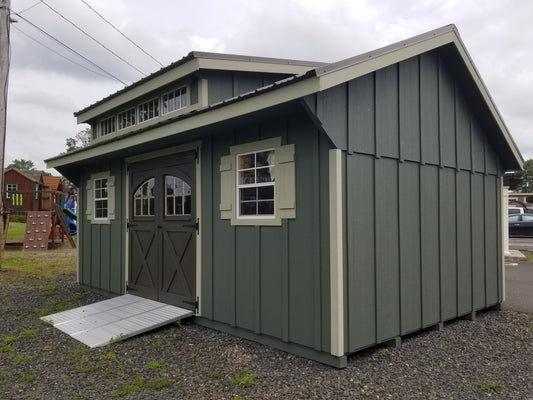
[46,25,523,367]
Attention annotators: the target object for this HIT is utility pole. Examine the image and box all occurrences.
[0,0,11,269]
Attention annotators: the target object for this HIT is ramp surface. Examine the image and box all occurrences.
[41,294,193,347]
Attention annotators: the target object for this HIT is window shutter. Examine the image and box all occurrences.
[276,144,296,219]
[85,180,93,218]
[219,155,234,219]
[107,176,116,220]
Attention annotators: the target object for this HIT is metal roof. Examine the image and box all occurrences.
[49,25,523,172]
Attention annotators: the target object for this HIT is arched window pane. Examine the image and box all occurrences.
[165,176,191,216]
[134,178,155,216]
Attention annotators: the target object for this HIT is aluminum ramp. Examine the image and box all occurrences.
[40,294,193,347]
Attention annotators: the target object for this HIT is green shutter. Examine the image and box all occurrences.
[108,176,116,220]
[85,180,93,218]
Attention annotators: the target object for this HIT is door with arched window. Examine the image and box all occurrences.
[127,151,197,310]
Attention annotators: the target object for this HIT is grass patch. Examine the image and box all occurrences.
[35,294,84,318]
[5,222,26,242]
[111,377,172,398]
[231,371,255,388]
[2,328,38,343]
[521,250,533,261]
[479,380,504,393]
[1,247,77,281]
[19,372,37,382]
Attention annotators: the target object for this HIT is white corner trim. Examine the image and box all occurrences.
[329,148,344,357]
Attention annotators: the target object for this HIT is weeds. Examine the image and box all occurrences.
[111,377,172,398]
[2,328,38,343]
[19,372,37,382]
[42,284,59,296]
[147,361,168,371]
[151,338,169,349]
[479,380,504,393]
[231,371,255,388]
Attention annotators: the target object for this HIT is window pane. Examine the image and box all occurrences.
[256,150,273,167]
[135,199,142,216]
[256,167,273,183]
[239,154,255,169]
[257,185,274,200]
[239,170,255,185]
[240,187,256,201]
[166,197,173,215]
[240,201,257,215]
[258,200,274,215]
[184,195,191,214]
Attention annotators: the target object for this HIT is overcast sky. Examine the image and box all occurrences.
[5,0,533,173]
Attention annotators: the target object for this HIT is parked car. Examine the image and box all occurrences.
[509,214,533,237]
[508,207,533,215]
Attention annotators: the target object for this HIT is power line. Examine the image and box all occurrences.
[11,10,126,85]
[12,24,118,82]
[40,0,148,77]
[79,0,164,68]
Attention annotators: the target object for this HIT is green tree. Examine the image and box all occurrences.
[518,159,533,193]
[7,158,35,170]
[66,128,91,152]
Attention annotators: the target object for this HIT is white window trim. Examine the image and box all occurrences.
[86,171,115,225]
[98,116,116,137]
[93,177,109,220]
[235,148,276,220]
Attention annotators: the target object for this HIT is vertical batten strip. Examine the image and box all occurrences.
[329,149,344,357]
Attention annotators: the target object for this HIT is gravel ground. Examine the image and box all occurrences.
[1,270,532,399]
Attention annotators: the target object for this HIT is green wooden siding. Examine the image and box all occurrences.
[201,110,332,354]
[305,49,504,353]
[78,161,125,295]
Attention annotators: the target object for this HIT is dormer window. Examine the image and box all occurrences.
[138,98,159,123]
[162,87,187,114]
[98,116,116,137]
[118,108,136,130]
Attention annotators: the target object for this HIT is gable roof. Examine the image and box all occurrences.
[5,168,43,184]
[47,24,523,174]
[43,175,62,190]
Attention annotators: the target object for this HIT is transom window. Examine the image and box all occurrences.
[118,108,136,130]
[138,99,159,123]
[94,178,108,219]
[162,87,187,114]
[134,178,155,216]
[165,176,191,216]
[99,116,116,136]
[237,149,275,217]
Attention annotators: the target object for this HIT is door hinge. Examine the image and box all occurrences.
[183,218,199,234]
[183,297,199,314]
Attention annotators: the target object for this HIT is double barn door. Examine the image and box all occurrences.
[127,152,197,311]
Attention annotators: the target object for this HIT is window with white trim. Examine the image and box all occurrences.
[5,183,18,199]
[118,108,136,130]
[94,178,108,219]
[219,137,296,226]
[98,116,116,136]
[237,150,275,217]
[138,98,159,123]
[162,87,187,115]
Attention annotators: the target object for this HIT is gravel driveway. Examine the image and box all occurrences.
[1,269,532,399]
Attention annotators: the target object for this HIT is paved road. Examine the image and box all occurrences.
[509,237,533,251]
[504,261,533,313]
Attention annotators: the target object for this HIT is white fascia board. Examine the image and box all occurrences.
[76,59,200,124]
[197,57,316,75]
[47,77,320,169]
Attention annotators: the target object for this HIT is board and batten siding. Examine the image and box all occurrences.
[307,50,503,353]
[200,110,333,357]
[78,161,126,295]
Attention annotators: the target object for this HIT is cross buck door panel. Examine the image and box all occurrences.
[128,152,197,310]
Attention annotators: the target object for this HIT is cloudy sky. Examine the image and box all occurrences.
[5,0,533,173]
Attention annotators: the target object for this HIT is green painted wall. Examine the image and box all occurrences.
[306,49,504,353]
[201,109,333,354]
[78,160,125,295]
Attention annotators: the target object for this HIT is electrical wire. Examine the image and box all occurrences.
[79,0,164,68]
[12,25,119,82]
[40,0,148,77]
[11,10,126,85]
